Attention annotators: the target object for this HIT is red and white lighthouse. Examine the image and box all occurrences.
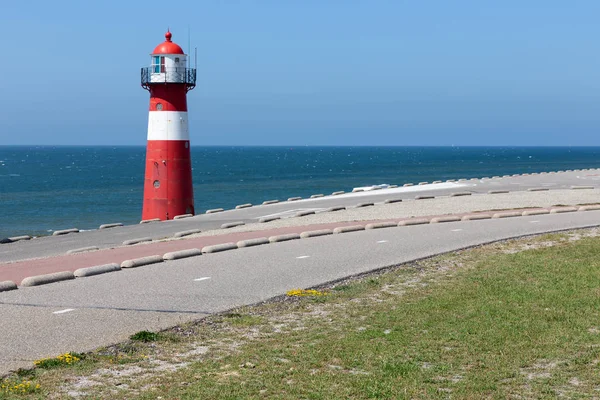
[141,30,196,220]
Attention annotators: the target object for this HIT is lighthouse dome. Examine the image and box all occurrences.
[152,31,184,55]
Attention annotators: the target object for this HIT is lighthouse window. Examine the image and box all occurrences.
[175,57,180,63]
[152,56,166,73]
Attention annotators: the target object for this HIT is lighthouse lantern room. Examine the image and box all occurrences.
[140,30,196,221]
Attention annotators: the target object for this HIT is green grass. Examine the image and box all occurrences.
[4,229,600,399]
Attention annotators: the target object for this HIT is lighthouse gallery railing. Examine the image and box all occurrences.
[141,67,197,91]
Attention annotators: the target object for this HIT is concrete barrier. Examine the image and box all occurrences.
[331,191,345,196]
[173,214,193,220]
[571,186,595,190]
[549,207,578,214]
[418,182,428,185]
[352,188,364,193]
[398,219,430,226]
[123,237,152,245]
[333,225,365,234]
[462,214,492,221]
[52,228,79,236]
[206,208,225,214]
[300,229,333,238]
[371,187,382,191]
[389,185,398,188]
[174,229,202,238]
[403,183,414,187]
[355,202,374,208]
[287,197,302,201]
[66,246,99,255]
[384,199,402,204]
[451,192,472,197]
[295,210,316,217]
[259,216,281,223]
[365,222,397,230]
[492,176,501,179]
[221,221,245,229]
[310,194,324,198]
[21,271,75,287]
[415,195,434,200]
[522,209,550,216]
[269,233,301,243]
[139,218,160,224]
[202,243,238,253]
[326,206,346,212]
[74,263,121,278]
[235,203,253,209]
[433,180,442,184]
[488,190,509,194]
[578,205,600,212]
[446,179,456,182]
[99,223,123,229]
[492,211,522,219]
[458,178,468,182]
[121,255,163,269]
[8,235,31,242]
[262,200,280,205]
[0,281,17,292]
[163,248,202,261]
[528,188,549,192]
[430,216,461,223]
[237,238,270,248]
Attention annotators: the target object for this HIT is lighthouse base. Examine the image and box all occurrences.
[142,140,195,221]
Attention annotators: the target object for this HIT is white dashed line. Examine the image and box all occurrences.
[296,256,310,259]
[377,240,388,243]
[53,309,75,315]
[451,229,463,232]
[194,277,211,282]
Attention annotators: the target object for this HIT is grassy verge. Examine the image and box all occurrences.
[2,228,600,399]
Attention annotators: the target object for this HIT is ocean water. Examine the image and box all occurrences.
[1,146,600,238]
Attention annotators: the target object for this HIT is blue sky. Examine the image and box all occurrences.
[1,1,598,146]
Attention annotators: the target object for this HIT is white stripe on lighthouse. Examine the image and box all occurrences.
[147,111,189,141]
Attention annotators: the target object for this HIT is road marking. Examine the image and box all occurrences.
[296,256,310,259]
[377,240,388,243]
[530,221,540,223]
[451,229,463,232]
[194,277,211,282]
[53,309,75,314]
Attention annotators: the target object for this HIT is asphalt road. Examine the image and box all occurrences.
[1,210,599,374]
[1,169,599,263]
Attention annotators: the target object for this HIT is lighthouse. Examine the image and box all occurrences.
[140,30,196,221]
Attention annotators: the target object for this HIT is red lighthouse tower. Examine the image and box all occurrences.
[141,30,196,220]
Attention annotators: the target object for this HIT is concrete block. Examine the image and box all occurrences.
[571,186,595,190]
[384,199,402,204]
[371,187,382,191]
[418,182,428,185]
[163,248,202,261]
[430,216,461,223]
[578,205,600,212]
[333,225,365,234]
[355,202,374,208]
[352,188,364,193]
[310,194,324,198]
[74,263,121,278]
[461,214,491,221]
[488,190,509,194]
[237,238,270,248]
[403,183,414,187]
[235,203,253,209]
[446,179,456,182]
[365,222,397,230]
[206,208,225,214]
[549,207,578,214]
[21,271,75,287]
[512,174,520,177]
[388,185,398,188]
[522,209,550,216]
[221,221,245,229]
[139,218,160,224]
[415,195,434,200]
[528,188,549,192]
[432,180,442,184]
[503,175,511,177]
[398,219,430,226]
[269,233,301,243]
[287,197,302,201]
[492,176,501,179]
[173,214,193,220]
[99,223,123,229]
[123,237,152,245]
[326,206,346,212]
[492,211,522,219]
[295,210,316,217]
[331,191,345,196]
[0,281,17,292]
[173,229,202,238]
[66,246,99,255]
[52,228,79,236]
[262,200,280,205]
[121,255,163,269]
[202,243,238,253]
[8,235,31,242]
[450,192,472,197]
[259,216,281,223]
[300,229,333,238]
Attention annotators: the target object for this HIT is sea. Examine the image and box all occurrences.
[1,146,600,239]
